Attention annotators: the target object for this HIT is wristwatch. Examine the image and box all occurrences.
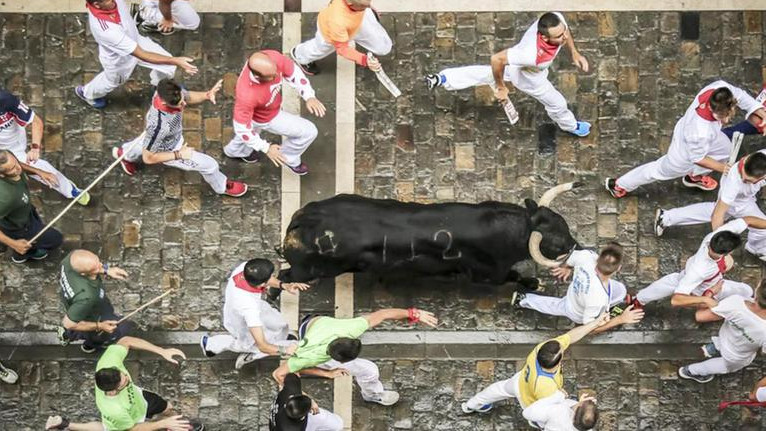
[102,263,109,276]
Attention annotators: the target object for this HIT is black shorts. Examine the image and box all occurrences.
[142,390,168,419]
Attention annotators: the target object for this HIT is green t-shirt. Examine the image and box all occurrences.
[287,316,370,373]
[95,345,148,431]
[0,173,33,231]
[59,251,106,322]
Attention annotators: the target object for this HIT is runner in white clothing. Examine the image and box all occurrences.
[678,284,766,383]
[134,0,200,34]
[656,150,766,261]
[513,243,644,331]
[425,12,591,137]
[606,80,766,198]
[633,218,760,310]
[200,258,311,370]
[522,391,598,431]
[76,0,198,109]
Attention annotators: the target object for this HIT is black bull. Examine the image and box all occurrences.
[278,185,581,288]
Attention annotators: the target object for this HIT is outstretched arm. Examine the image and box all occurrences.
[563,28,588,72]
[565,313,609,344]
[362,308,438,329]
[117,336,186,364]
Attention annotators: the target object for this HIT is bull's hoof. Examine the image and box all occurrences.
[518,277,540,291]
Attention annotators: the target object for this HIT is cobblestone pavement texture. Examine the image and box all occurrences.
[1,357,766,430]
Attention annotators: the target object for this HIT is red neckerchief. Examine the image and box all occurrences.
[85,1,121,24]
[535,33,559,65]
[152,93,183,114]
[695,89,717,121]
[704,256,728,283]
[738,159,746,178]
[232,272,264,293]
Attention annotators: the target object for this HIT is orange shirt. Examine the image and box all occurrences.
[318,0,365,43]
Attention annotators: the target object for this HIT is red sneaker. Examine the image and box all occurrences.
[224,180,248,197]
[112,147,137,176]
[682,175,717,191]
[605,178,627,198]
[626,294,644,310]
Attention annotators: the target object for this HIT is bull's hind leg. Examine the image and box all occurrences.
[506,270,539,291]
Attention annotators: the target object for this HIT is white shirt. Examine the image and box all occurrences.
[564,250,610,324]
[222,262,288,351]
[87,0,140,66]
[522,391,581,431]
[718,150,766,210]
[712,295,766,363]
[506,12,567,74]
[675,218,748,295]
[666,80,761,170]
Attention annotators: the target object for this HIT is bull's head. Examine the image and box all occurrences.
[525,182,583,268]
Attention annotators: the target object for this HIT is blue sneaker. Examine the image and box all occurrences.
[461,402,493,414]
[570,121,591,137]
[200,334,215,358]
[75,85,107,109]
[701,342,720,358]
[678,366,714,383]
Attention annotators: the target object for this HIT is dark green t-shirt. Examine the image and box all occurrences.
[0,173,33,231]
[60,252,106,322]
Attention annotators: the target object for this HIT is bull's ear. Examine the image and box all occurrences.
[524,199,538,215]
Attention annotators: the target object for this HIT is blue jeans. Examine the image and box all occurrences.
[1,209,62,260]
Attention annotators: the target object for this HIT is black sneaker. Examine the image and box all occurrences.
[678,366,714,383]
[290,47,320,76]
[56,327,71,346]
[130,2,143,24]
[241,151,261,164]
[511,291,526,307]
[605,178,627,198]
[80,344,97,354]
[11,248,48,264]
[424,73,441,91]
[654,208,665,237]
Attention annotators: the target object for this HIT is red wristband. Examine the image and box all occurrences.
[702,289,715,298]
[407,308,419,324]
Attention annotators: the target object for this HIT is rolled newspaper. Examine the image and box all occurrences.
[367,53,401,98]
[489,82,519,125]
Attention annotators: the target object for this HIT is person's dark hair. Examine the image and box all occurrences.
[95,367,122,392]
[327,337,362,363]
[285,394,312,420]
[744,152,766,178]
[537,340,563,369]
[537,12,562,37]
[573,400,599,430]
[597,242,623,276]
[156,79,184,106]
[709,87,735,115]
[0,149,12,167]
[756,280,766,309]
[709,231,741,255]
[243,258,274,286]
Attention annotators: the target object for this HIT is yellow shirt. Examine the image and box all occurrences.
[518,334,571,408]
[318,0,365,44]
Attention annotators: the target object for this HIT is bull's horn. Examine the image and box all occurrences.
[538,181,583,207]
[528,231,562,268]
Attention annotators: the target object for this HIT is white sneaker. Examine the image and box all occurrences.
[235,353,257,370]
[0,362,18,384]
[364,390,400,406]
[654,208,665,237]
[461,402,493,414]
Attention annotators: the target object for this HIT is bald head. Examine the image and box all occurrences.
[248,52,277,82]
[70,249,102,275]
[347,0,372,9]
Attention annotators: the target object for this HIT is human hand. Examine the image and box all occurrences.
[551,266,572,282]
[305,98,326,118]
[618,305,644,325]
[367,55,382,72]
[174,57,198,75]
[310,399,319,414]
[179,145,194,160]
[159,18,174,33]
[326,368,350,379]
[10,239,31,255]
[38,171,59,188]
[594,312,610,327]
[412,309,439,328]
[161,415,191,431]
[107,266,128,280]
[704,297,719,309]
[161,347,187,365]
[493,85,509,102]
[206,79,223,104]
[285,343,298,356]
[26,148,40,162]
[572,51,589,72]
[45,416,69,430]
[266,144,287,167]
[722,163,731,175]
[282,282,310,293]
[98,320,119,334]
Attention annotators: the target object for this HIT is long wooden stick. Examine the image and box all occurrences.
[117,289,174,324]
[29,133,145,244]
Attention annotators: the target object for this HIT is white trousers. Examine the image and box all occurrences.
[205,333,294,359]
[616,131,731,192]
[206,306,292,358]
[121,136,228,194]
[520,281,627,324]
[3,140,74,198]
[306,408,344,431]
[687,342,753,376]
[636,272,753,305]
[663,200,766,255]
[438,65,577,132]
[317,358,385,400]
[83,35,176,99]
[465,371,525,410]
[224,111,318,167]
[140,0,200,30]
[292,8,392,64]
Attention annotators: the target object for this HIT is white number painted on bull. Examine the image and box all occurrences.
[315,230,338,255]
[433,230,462,260]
